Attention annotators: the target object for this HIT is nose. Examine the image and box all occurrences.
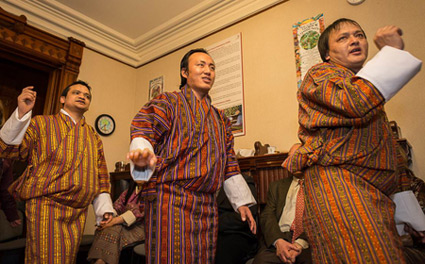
[349,35,359,45]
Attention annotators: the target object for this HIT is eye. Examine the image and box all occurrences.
[356,33,365,38]
[337,36,347,42]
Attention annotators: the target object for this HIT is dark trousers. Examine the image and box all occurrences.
[215,233,258,264]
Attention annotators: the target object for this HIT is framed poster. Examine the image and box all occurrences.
[293,14,325,88]
[207,33,245,136]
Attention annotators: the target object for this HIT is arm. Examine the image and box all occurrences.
[92,132,114,225]
[128,95,172,182]
[260,182,290,247]
[223,175,257,234]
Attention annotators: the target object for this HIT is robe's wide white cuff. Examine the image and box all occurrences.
[93,192,116,225]
[120,210,137,226]
[0,108,31,145]
[129,137,155,181]
[357,46,422,101]
[223,174,257,212]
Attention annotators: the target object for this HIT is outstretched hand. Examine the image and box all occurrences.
[237,205,256,234]
[127,148,157,169]
[17,86,36,119]
[374,25,404,50]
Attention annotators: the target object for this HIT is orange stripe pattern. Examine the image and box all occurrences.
[283,62,406,263]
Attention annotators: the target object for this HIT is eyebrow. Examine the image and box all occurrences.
[199,59,215,65]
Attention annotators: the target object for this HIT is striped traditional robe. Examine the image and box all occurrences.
[131,85,240,264]
[0,112,110,264]
[283,62,406,263]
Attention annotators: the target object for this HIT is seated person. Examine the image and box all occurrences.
[253,174,312,264]
[0,158,22,228]
[395,166,425,263]
[215,173,258,264]
[0,101,22,230]
[87,180,145,264]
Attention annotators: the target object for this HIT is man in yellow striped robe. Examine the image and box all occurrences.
[283,19,422,263]
[0,81,114,264]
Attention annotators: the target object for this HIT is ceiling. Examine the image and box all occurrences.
[2,0,285,67]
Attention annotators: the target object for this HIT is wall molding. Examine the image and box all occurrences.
[2,0,286,67]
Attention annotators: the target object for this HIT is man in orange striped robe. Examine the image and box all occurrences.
[283,19,422,263]
[0,81,114,264]
[128,49,257,264]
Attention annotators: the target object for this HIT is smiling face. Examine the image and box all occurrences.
[181,52,215,99]
[326,22,369,73]
[60,84,92,114]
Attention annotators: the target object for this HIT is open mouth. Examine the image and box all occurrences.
[350,48,362,54]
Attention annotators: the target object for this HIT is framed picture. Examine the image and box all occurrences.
[149,76,164,100]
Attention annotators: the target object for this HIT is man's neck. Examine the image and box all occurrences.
[61,108,84,123]
[189,86,209,101]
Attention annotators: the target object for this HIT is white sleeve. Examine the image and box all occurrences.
[129,137,155,181]
[0,108,32,145]
[92,192,116,225]
[356,46,422,101]
[223,174,257,212]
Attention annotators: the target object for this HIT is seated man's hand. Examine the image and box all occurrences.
[127,148,157,169]
[9,219,22,227]
[97,216,124,230]
[287,242,303,262]
[237,205,256,234]
[275,239,300,264]
[404,224,425,244]
[99,212,113,226]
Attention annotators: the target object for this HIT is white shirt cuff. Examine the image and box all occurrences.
[295,238,309,249]
[223,174,257,212]
[129,137,155,181]
[0,108,32,145]
[357,46,422,101]
[93,192,116,225]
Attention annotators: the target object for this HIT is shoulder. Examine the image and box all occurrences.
[307,62,352,81]
[271,177,292,189]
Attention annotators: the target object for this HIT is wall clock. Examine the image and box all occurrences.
[95,114,115,136]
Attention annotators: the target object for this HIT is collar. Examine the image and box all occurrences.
[60,109,85,125]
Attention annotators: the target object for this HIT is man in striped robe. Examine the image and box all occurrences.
[0,81,115,263]
[283,19,422,263]
[127,49,257,264]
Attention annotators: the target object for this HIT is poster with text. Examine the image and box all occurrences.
[293,14,325,88]
[206,33,245,136]
[149,76,164,100]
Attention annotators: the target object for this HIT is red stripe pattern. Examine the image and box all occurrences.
[1,112,110,263]
[131,86,240,263]
[283,62,406,263]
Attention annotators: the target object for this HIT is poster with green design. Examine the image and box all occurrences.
[293,14,325,88]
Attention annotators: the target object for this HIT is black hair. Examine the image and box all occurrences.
[318,18,366,62]
[61,80,92,98]
[179,48,210,89]
[123,180,142,205]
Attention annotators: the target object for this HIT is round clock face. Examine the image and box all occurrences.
[95,114,115,136]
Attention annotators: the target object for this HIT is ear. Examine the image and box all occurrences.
[325,52,330,61]
[181,68,188,78]
[60,96,65,104]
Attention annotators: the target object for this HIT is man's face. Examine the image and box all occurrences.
[60,84,92,113]
[182,52,215,98]
[326,22,368,73]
